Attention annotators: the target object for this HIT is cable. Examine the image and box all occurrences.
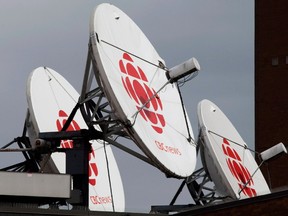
[103,140,115,212]
[0,148,33,152]
[177,83,194,143]
[238,160,264,197]
[101,39,168,71]
[208,130,259,155]
[177,71,199,87]
[44,67,77,104]
[130,80,170,126]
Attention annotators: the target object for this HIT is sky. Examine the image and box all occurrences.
[0,0,254,213]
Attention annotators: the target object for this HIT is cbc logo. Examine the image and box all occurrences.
[222,138,257,197]
[56,110,80,148]
[56,110,98,186]
[119,53,166,134]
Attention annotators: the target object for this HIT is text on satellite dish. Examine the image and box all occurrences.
[90,196,113,205]
[155,141,182,156]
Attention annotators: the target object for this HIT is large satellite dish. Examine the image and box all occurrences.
[89,3,197,178]
[26,67,125,211]
[197,99,270,199]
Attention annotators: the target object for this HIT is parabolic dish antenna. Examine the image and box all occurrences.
[89,3,197,178]
[26,67,125,211]
[197,99,270,199]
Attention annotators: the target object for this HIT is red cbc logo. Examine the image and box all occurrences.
[56,110,98,186]
[222,138,257,197]
[119,53,165,134]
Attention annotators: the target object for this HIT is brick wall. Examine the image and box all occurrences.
[255,0,288,189]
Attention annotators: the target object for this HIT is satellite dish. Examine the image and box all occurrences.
[197,99,270,199]
[89,3,197,178]
[26,67,125,211]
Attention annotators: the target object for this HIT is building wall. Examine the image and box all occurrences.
[178,190,288,216]
[255,0,288,189]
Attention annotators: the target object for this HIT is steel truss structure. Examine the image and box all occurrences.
[0,40,224,213]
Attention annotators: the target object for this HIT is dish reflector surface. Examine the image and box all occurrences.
[198,99,270,199]
[26,67,125,211]
[90,3,196,178]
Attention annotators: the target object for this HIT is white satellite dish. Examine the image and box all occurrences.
[26,67,125,211]
[197,99,270,199]
[89,3,197,178]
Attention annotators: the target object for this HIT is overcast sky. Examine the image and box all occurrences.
[0,0,254,213]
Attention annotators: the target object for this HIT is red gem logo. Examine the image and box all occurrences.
[56,110,99,186]
[88,148,98,186]
[56,110,80,148]
[222,138,257,197]
[119,53,166,134]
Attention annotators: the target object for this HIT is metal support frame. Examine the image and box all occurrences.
[0,40,211,212]
[76,40,233,214]
[0,121,40,172]
[79,43,129,137]
[1,40,155,176]
[75,42,155,167]
[151,134,228,214]
[186,168,222,205]
[150,167,227,214]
